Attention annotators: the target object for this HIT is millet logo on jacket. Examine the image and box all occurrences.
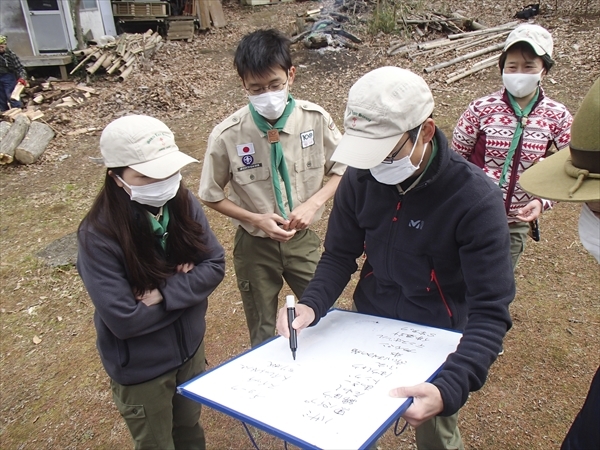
[408,219,424,229]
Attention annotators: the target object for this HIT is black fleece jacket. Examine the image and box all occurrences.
[300,128,515,416]
[77,193,225,385]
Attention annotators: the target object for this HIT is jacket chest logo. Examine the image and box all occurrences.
[408,220,424,230]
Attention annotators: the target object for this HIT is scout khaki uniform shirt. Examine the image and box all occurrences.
[199,100,345,237]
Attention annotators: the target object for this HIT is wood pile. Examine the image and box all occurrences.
[2,81,100,121]
[0,114,55,165]
[70,30,164,81]
[387,20,520,83]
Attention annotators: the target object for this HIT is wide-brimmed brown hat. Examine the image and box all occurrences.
[519,77,600,202]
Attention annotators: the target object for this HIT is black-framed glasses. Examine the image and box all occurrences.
[245,76,289,96]
[382,136,411,164]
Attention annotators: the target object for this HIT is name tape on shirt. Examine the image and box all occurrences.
[237,143,255,157]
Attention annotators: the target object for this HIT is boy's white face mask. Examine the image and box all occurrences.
[579,203,600,264]
[248,87,288,121]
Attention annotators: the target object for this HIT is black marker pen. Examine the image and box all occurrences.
[286,295,297,360]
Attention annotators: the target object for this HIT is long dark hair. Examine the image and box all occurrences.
[79,168,209,296]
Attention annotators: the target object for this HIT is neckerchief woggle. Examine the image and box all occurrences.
[249,94,295,219]
[499,89,539,187]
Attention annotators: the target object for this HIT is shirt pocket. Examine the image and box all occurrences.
[294,151,325,202]
[232,164,271,186]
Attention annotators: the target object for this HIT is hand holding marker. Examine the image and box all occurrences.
[286,295,298,360]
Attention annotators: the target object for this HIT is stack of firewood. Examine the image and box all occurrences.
[388,20,520,83]
[70,30,163,81]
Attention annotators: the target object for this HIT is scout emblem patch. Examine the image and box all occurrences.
[300,130,315,148]
[236,143,255,157]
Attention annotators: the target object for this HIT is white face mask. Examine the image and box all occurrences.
[502,70,543,98]
[579,203,600,264]
[370,125,426,185]
[117,172,181,208]
[248,87,288,121]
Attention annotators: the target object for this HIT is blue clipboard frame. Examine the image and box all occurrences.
[178,309,461,450]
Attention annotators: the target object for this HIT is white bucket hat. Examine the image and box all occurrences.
[100,115,198,179]
[331,66,435,169]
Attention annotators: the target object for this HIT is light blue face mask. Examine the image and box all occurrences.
[369,124,424,185]
[117,172,181,208]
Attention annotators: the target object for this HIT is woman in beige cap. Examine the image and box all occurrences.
[77,115,225,449]
[452,23,573,270]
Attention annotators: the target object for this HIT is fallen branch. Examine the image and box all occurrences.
[446,56,500,83]
[448,21,519,40]
[424,42,504,73]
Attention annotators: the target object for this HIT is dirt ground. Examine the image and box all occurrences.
[1,0,599,448]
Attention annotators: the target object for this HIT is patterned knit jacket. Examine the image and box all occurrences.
[452,87,572,219]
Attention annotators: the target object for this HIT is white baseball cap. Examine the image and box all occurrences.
[504,24,553,57]
[331,66,435,169]
[100,115,198,179]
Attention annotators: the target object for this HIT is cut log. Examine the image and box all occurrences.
[15,121,55,164]
[11,83,25,101]
[0,121,11,141]
[24,110,44,121]
[70,49,99,74]
[118,64,135,82]
[0,115,30,164]
[86,53,109,74]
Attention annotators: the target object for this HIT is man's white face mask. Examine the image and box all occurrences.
[579,203,600,264]
[369,124,425,185]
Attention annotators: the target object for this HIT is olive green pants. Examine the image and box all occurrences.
[110,341,206,450]
[509,221,530,270]
[416,413,464,450]
[233,227,321,347]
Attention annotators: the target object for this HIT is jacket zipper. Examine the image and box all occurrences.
[175,319,190,364]
[428,268,452,317]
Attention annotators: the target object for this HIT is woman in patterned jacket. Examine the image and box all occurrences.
[452,24,573,269]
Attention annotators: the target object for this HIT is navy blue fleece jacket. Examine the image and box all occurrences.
[77,193,225,385]
[300,128,515,416]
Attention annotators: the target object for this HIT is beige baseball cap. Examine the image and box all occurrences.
[504,23,553,57]
[100,115,198,179]
[331,66,435,169]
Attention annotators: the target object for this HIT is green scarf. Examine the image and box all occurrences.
[249,94,296,219]
[499,90,539,187]
[147,204,170,251]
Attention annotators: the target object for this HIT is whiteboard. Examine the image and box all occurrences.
[179,309,462,450]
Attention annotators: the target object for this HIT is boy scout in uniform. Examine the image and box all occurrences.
[199,29,346,347]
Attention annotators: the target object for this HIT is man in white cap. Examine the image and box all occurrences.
[520,77,600,450]
[276,67,515,449]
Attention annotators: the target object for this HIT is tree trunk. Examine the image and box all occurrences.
[0,115,30,164]
[72,0,85,50]
[15,121,55,164]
